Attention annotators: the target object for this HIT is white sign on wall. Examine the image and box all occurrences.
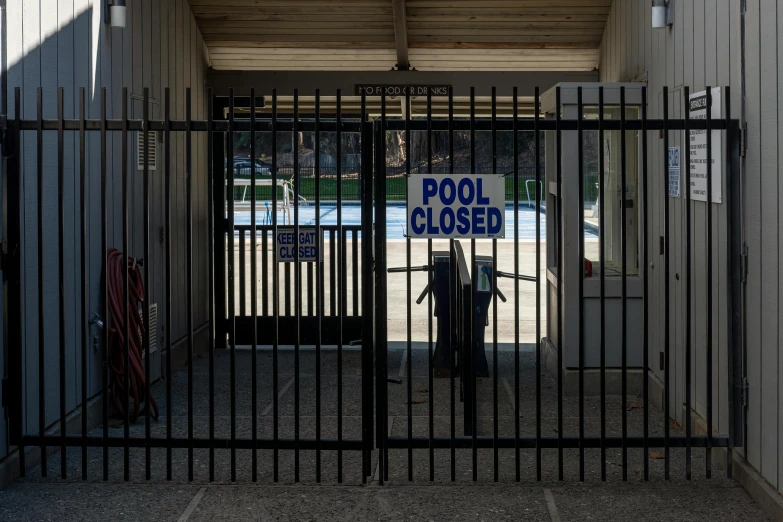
[407,174,505,238]
[688,87,722,203]
[668,146,680,198]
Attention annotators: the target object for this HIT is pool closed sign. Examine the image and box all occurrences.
[407,174,505,238]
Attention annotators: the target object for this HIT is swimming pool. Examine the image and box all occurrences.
[232,203,589,240]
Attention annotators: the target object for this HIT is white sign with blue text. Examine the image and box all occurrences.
[407,174,505,238]
[276,227,320,263]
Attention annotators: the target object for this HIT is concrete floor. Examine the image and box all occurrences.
[2,349,767,521]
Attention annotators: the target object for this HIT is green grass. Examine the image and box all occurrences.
[232,175,598,203]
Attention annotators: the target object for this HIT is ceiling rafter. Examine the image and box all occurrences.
[391,0,410,70]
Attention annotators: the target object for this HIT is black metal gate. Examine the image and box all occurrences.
[2,83,742,484]
[371,85,744,484]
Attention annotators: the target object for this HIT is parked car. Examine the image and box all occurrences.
[231,159,271,175]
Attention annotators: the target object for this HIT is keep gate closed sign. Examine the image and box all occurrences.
[276,227,320,262]
[407,174,506,238]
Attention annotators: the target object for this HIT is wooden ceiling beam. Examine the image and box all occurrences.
[392,0,410,70]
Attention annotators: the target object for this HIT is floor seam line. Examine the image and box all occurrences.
[261,376,296,416]
[543,488,561,522]
[177,486,208,522]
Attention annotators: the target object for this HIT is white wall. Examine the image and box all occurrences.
[599,0,783,493]
[0,0,209,460]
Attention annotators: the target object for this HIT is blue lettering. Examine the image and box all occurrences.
[476,178,490,205]
[440,178,456,205]
[426,207,440,234]
[411,207,425,235]
[472,207,486,234]
[458,178,474,205]
[440,207,455,235]
[487,207,502,235]
[456,207,470,234]
[422,178,438,205]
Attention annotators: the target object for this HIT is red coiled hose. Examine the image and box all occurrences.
[107,248,159,423]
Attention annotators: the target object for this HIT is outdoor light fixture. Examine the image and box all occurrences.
[652,0,673,28]
[106,0,126,28]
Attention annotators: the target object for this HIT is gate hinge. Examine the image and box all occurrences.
[740,122,748,158]
[741,377,749,408]
[740,245,749,283]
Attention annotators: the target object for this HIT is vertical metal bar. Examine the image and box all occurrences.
[285,263,291,316]
[642,86,650,481]
[314,89,322,483]
[57,87,67,479]
[36,87,46,478]
[164,89,174,480]
[684,86,692,481]
[534,86,542,482]
[513,86,520,483]
[239,229,246,317]
[10,88,26,478]
[470,87,477,481]
[336,89,343,483]
[620,86,628,481]
[405,91,413,483]
[121,87,130,481]
[555,86,563,481]
[360,91,369,484]
[250,89,258,482]
[599,87,606,482]
[330,232,336,316]
[577,86,585,482]
[449,86,456,483]
[228,89,237,482]
[427,89,434,482]
[662,86,671,480]
[705,86,713,480]
[144,87,153,481]
[79,87,88,480]
[352,236,359,316]
[308,262,314,316]
[164,89,175,476]
[491,87,499,483]
[724,86,734,479]
[293,89,301,483]
[272,90,280,482]
[375,93,388,486]
[262,232,268,317]
[206,89,215,482]
[100,88,109,481]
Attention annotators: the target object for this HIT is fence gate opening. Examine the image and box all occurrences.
[3,83,742,485]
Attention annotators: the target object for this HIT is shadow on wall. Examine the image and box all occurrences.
[1,1,210,461]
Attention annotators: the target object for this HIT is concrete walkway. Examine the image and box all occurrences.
[0,480,767,521]
[1,349,767,521]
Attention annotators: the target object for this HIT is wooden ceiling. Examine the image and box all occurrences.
[192,0,611,71]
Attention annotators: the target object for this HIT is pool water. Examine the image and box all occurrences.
[232,203,585,240]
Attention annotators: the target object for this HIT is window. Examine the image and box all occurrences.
[582,105,640,277]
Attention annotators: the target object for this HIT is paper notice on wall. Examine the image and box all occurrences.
[668,146,680,198]
[688,87,722,203]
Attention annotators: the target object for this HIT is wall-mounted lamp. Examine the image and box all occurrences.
[106,0,127,28]
[652,0,673,28]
